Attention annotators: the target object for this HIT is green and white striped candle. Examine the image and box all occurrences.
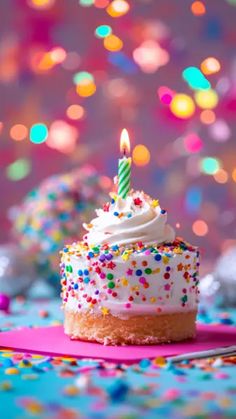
[118,129,132,199]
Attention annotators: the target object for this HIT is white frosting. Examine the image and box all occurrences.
[61,246,199,318]
[60,191,199,319]
[83,191,175,247]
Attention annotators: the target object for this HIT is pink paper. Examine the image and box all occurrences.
[0,324,235,361]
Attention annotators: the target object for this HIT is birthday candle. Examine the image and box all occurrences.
[118,129,131,199]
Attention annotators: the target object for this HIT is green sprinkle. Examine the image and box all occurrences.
[107,273,114,280]
[107,281,115,289]
[144,268,152,275]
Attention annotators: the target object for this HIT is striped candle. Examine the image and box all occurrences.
[118,129,131,199]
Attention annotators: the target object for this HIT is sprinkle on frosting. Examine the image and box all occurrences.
[83,190,175,247]
[60,190,200,318]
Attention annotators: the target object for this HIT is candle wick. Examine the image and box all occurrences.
[123,147,126,157]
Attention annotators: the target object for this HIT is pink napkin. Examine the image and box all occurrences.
[0,324,235,361]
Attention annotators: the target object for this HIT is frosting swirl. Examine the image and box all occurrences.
[83,191,175,246]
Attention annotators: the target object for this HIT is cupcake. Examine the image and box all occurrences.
[60,190,200,345]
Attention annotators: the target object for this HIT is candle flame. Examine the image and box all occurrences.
[120,128,130,156]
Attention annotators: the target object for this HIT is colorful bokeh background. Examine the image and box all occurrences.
[1,0,236,259]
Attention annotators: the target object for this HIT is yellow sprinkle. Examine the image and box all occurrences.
[0,381,13,391]
[162,256,169,264]
[151,199,159,208]
[63,385,79,397]
[5,368,20,375]
[122,278,129,286]
[101,307,110,315]
[122,253,130,261]
[153,356,166,367]
[150,297,156,303]
[86,223,93,229]
[26,401,43,414]
[173,248,183,254]
[152,268,160,274]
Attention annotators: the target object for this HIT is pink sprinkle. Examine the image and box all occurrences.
[214,372,229,379]
[139,277,146,284]
[163,388,181,401]
[125,303,131,309]
[100,273,106,279]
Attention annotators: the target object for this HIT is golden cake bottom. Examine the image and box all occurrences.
[64,309,197,345]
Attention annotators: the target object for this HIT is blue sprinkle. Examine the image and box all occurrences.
[139,359,151,368]
[78,269,83,276]
[108,379,129,401]
[84,277,90,284]
[127,213,132,218]
[88,252,94,258]
[74,284,79,289]
[112,245,119,251]
[220,318,233,325]
[136,269,142,276]
[154,254,162,261]
[114,212,119,217]
[111,199,115,204]
[161,209,166,214]
[3,359,14,367]
[63,248,69,252]
[84,269,89,276]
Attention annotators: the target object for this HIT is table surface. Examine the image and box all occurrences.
[1,298,236,419]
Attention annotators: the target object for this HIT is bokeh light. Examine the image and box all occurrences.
[94,0,109,8]
[191,1,206,16]
[209,119,231,142]
[158,86,174,105]
[192,219,208,236]
[79,0,94,6]
[170,94,195,119]
[133,41,169,73]
[184,133,203,153]
[200,109,216,125]
[185,187,202,213]
[194,89,219,109]
[30,123,48,144]
[6,159,31,181]
[27,0,55,10]
[214,169,228,184]
[62,52,81,71]
[201,57,221,75]
[10,124,28,141]
[232,168,236,182]
[76,80,97,97]
[50,47,67,64]
[106,0,130,17]
[66,104,85,120]
[200,157,221,175]
[182,66,210,90]
[47,120,79,153]
[103,34,123,52]
[133,144,150,166]
[95,25,112,38]
[73,71,94,85]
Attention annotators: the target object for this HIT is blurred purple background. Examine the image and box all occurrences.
[1,0,236,259]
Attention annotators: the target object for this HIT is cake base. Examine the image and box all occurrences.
[64,310,197,345]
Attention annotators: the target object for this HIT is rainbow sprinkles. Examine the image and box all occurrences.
[60,188,200,345]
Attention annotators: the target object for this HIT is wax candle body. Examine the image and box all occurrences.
[118,156,131,199]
